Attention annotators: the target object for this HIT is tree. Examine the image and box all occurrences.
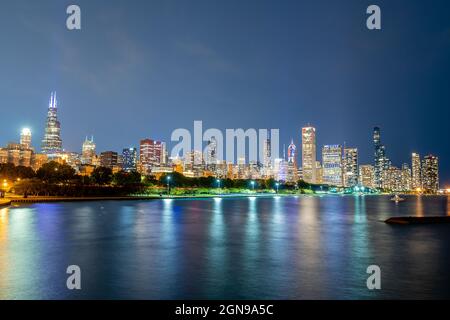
[36,161,76,183]
[0,163,35,180]
[112,171,141,186]
[91,167,113,185]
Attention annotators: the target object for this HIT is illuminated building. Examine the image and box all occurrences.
[411,153,422,189]
[287,139,297,167]
[274,158,287,182]
[100,151,118,169]
[322,145,343,186]
[422,155,439,193]
[0,149,7,164]
[59,152,81,170]
[20,128,32,150]
[31,153,48,171]
[81,136,96,165]
[359,164,374,189]
[343,148,358,187]
[205,138,217,170]
[122,148,137,172]
[215,160,228,178]
[382,166,402,192]
[41,92,63,157]
[315,161,323,184]
[401,163,412,191]
[373,127,390,189]
[261,134,273,178]
[286,139,298,183]
[183,150,204,176]
[140,139,165,174]
[3,143,32,167]
[302,126,317,183]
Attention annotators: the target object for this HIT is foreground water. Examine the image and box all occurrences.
[0,195,449,300]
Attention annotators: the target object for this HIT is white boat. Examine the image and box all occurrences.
[390,194,405,202]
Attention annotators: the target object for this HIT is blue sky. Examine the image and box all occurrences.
[0,0,449,185]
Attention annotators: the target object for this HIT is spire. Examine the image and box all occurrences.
[53,92,57,109]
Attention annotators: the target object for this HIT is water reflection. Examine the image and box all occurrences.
[0,196,449,299]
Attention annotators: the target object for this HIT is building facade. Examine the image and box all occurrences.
[322,145,343,187]
[41,92,63,157]
[343,147,358,187]
[302,126,317,184]
[422,155,439,193]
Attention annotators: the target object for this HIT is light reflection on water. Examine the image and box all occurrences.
[0,195,449,299]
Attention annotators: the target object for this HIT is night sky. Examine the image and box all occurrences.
[0,0,449,185]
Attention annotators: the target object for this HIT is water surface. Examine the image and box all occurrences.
[0,195,449,299]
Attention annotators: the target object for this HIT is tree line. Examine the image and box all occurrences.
[1,162,319,197]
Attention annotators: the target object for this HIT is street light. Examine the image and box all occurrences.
[275,182,280,194]
[216,179,221,188]
[251,180,255,191]
[167,175,172,195]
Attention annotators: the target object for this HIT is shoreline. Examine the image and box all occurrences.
[1,193,446,207]
[2,193,298,205]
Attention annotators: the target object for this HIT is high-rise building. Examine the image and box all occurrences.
[122,148,137,172]
[411,153,422,189]
[422,155,439,193]
[359,164,374,188]
[140,139,165,174]
[302,126,317,183]
[382,166,402,192]
[286,139,298,183]
[100,151,118,169]
[261,136,272,178]
[343,148,358,187]
[322,145,343,186]
[315,161,323,184]
[373,127,388,189]
[4,143,33,167]
[401,163,412,191]
[20,128,32,150]
[205,138,217,169]
[81,136,96,165]
[274,158,287,182]
[41,92,63,157]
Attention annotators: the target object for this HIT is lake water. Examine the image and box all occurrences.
[0,195,449,299]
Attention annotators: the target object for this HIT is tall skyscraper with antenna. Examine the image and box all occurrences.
[41,92,63,157]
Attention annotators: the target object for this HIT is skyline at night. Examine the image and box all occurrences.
[0,0,449,185]
[2,0,450,304]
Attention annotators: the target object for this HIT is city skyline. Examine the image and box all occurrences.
[0,1,449,184]
[0,91,444,192]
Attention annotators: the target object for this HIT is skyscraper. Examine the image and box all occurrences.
[287,139,297,166]
[205,138,217,169]
[401,163,412,191]
[373,127,388,189]
[359,164,374,188]
[41,92,63,157]
[122,148,138,172]
[20,128,32,150]
[422,155,439,193]
[140,139,165,174]
[100,151,118,169]
[287,139,298,183]
[262,136,272,178]
[322,145,343,187]
[411,153,422,189]
[81,136,96,165]
[343,147,358,187]
[302,126,317,183]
